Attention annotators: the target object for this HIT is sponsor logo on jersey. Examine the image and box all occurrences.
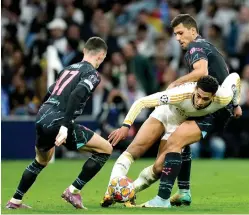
[190,47,203,54]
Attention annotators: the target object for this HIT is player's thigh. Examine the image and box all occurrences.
[79,132,112,154]
[67,124,112,154]
[35,125,57,165]
[35,146,55,166]
[166,120,202,152]
[126,117,165,160]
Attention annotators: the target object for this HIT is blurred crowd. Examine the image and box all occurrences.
[1,0,249,158]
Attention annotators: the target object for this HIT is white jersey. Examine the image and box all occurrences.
[123,73,241,139]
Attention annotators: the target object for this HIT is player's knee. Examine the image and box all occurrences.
[35,156,50,166]
[97,141,113,155]
[166,135,182,152]
[105,142,113,155]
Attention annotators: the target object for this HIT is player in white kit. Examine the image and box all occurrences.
[101,72,241,207]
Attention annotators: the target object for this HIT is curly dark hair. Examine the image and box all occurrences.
[197,76,219,95]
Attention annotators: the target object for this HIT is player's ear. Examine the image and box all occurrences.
[99,50,105,59]
[191,27,196,35]
[97,51,102,59]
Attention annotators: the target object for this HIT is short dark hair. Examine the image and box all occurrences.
[84,37,108,53]
[197,76,219,95]
[171,14,198,32]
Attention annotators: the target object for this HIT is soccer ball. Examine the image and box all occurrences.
[108,176,135,202]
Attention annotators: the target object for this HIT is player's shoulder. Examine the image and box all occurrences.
[67,61,95,73]
[82,67,101,88]
[79,61,96,72]
[178,82,196,90]
[213,86,232,106]
[188,41,205,52]
[168,82,196,95]
[187,36,208,50]
[215,86,226,97]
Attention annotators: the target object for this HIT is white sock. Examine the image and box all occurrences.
[69,185,80,194]
[10,198,22,204]
[105,151,134,195]
[133,165,159,193]
[156,195,170,202]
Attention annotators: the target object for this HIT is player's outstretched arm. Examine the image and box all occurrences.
[168,59,208,89]
[108,86,193,146]
[168,42,208,89]
[108,93,162,146]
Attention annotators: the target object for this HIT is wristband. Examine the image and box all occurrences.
[122,123,131,129]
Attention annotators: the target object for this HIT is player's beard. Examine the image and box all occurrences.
[195,105,203,110]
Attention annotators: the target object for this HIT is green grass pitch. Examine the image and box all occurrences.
[1,159,249,214]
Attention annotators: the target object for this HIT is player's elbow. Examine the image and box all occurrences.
[133,99,146,110]
[203,69,208,76]
[196,68,208,77]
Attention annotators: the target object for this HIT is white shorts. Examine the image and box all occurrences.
[150,105,185,140]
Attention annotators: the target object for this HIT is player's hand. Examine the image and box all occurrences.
[233,105,242,118]
[108,126,129,146]
[167,82,177,89]
[55,126,68,146]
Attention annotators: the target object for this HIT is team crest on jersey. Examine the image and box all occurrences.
[231,84,236,92]
[160,95,168,104]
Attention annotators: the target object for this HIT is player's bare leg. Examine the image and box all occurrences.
[132,139,167,196]
[101,117,164,207]
[62,133,112,209]
[6,147,55,209]
[141,120,201,208]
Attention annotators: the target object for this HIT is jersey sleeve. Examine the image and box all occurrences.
[79,72,101,92]
[62,72,100,127]
[214,73,241,106]
[123,83,194,127]
[188,42,208,66]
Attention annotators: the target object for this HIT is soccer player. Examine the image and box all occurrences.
[6,37,112,210]
[138,14,242,208]
[101,73,241,207]
[102,13,242,208]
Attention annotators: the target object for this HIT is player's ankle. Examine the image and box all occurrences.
[104,191,110,197]
[123,151,134,162]
[179,189,191,194]
[69,185,80,194]
[10,198,22,205]
[156,195,170,202]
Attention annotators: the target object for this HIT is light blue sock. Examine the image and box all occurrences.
[147,195,171,207]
